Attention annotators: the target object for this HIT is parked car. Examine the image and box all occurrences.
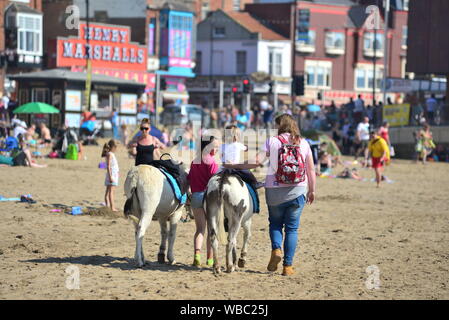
[160,104,204,127]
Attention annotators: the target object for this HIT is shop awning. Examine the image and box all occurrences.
[8,69,145,88]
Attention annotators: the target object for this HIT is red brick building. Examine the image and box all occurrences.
[1,0,43,96]
[246,0,409,106]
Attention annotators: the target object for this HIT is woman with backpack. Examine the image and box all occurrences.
[264,114,316,276]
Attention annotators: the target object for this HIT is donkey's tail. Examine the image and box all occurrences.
[124,166,139,219]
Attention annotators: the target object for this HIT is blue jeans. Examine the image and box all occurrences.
[112,124,119,140]
[267,194,306,266]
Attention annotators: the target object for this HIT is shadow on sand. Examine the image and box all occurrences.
[21,255,203,272]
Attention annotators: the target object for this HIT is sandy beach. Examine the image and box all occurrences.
[0,142,448,300]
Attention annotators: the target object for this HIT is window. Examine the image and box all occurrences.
[297,30,316,46]
[268,49,283,76]
[403,0,409,10]
[354,65,383,90]
[236,51,246,75]
[19,89,29,105]
[233,0,241,11]
[275,53,282,76]
[325,32,345,49]
[194,51,202,75]
[402,26,408,48]
[17,13,42,55]
[363,32,384,51]
[305,60,332,88]
[213,27,225,38]
[32,88,49,103]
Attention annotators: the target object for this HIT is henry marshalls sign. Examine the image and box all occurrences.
[56,22,147,71]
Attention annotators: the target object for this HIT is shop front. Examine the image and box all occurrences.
[9,69,145,130]
[46,21,154,120]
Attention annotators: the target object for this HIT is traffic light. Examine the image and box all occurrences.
[160,78,167,90]
[268,81,274,94]
[292,75,304,96]
[317,91,322,100]
[242,78,250,94]
[232,86,238,93]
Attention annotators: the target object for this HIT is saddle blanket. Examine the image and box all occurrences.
[159,168,187,205]
[245,182,259,213]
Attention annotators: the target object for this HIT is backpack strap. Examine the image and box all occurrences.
[277,135,288,145]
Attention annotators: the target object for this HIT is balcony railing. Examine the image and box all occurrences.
[296,43,315,53]
[325,46,345,55]
[363,48,384,58]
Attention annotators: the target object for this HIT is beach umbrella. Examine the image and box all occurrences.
[13,102,60,114]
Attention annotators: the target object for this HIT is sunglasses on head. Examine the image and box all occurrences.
[140,127,150,131]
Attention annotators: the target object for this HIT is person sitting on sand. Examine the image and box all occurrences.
[25,124,36,142]
[337,167,362,181]
[0,135,47,168]
[39,122,52,146]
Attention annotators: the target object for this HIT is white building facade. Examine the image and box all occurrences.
[187,10,291,108]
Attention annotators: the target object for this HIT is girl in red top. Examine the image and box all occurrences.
[378,121,390,145]
[187,136,219,267]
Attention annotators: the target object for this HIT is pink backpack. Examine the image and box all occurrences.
[275,135,306,184]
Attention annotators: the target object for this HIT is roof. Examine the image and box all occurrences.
[73,0,194,18]
[8,69,145,87]
[6,3,42,15]
[311,0,356,6]
[161,0,194,13]
[73,0,147,18]
[223,11,288,41]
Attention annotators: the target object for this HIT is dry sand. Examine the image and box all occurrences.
[0,142,448,300]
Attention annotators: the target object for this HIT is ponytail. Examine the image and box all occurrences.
[101,139,117,157]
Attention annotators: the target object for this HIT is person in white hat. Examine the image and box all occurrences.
[13,120,27,139]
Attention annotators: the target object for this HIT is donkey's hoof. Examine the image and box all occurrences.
[167,259,176,265]
[238,259,246,268]
[157,253,166,264]
[213,266,221,275]
[136,260,145,268]
[226,265,235,273]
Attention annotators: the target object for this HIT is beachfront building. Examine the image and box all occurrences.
[9,69,145,129]
[245,0,410,106]
[187,9,291,108]
[1,0,43,96]
[42,20,151,127]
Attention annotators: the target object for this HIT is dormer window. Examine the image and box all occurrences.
[5,3,43,57]
[213,27,226,38]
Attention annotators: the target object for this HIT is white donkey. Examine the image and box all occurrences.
[124,164,186,267]
[204,171,255,274]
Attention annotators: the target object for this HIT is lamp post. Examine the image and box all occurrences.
[291,0,298,104]
[147,4,161,125]
[84,0,91,112]
[382,0,390,105]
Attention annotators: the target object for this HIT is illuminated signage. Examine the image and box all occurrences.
[57,22,147,71]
